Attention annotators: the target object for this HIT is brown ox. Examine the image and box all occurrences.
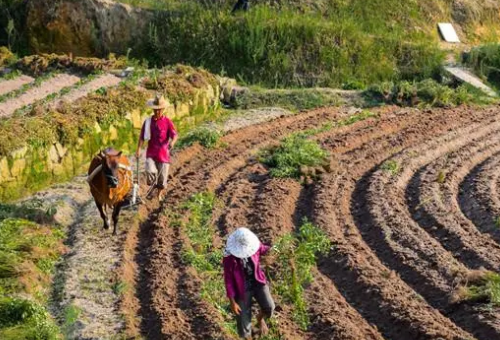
[88,148,132,235]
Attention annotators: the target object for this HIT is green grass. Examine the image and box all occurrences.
[0,217,65,339]
[260,134,328,179]
[177,192,238,336]
[366,79,495,107]
[62,304,81,339]
[140,2,445,88]
[465,43,500,90]
[177,127,222,149]
[232,88,342,111]
[0,199,57,223]
[381,160,400,175]
[0,69,22,81]
[0,297,60,340]
[463,272,500,306]
[272,219,330,330]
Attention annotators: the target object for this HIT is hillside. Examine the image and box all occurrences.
[1,0,499,88]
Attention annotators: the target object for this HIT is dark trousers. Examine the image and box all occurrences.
[236,283,275,338]
[232,0,249,13]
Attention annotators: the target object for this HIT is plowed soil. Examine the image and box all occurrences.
[137,104,500,340]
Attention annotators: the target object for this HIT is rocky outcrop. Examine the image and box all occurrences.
[25,0,153,56]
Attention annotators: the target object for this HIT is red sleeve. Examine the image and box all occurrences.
[223,256,236,299]
[169,119,177,139]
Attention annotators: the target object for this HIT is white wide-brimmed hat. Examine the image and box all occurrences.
[226,228,260,258]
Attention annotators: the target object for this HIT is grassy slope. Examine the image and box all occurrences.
[120,0,500,88]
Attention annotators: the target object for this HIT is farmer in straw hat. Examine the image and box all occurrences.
[223,228,275,338]
[136,94,178,201]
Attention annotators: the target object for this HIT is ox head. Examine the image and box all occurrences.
[101,149,123,188]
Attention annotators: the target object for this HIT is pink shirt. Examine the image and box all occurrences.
[223,243,270,300]
[140,116,177,163]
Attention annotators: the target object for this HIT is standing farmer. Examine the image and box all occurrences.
[136,94,178,201]
[223,228,275,339]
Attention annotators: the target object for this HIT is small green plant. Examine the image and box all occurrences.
[462,271,500,306]
[272,219,331,330]
[437,171,446,184]
[337,110,377,127]
[381,160,400,175]
[495,217,500,228]
[177,127,222,149]
[178,192,238,336]
[62,304,81,338]
[260,134,328,179]
[112,281,128,295]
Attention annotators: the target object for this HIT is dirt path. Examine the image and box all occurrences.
[0,73,80,118]
[0,74,34,96]
[27,176,132,339]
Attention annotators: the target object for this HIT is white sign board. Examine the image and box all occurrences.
[438,23,460,43]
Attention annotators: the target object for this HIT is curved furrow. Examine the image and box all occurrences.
[136,108,350,338]
[213,161,384,339]
[311,107,499,339]
[459,152,500,243]
[408,130,500,271]
[360,115,500,339]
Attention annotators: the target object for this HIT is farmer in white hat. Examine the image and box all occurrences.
[135,94,178,201]
[223,228,275,339]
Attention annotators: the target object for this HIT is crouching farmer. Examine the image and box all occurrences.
[223,228,275,338]
[136,94,178,201]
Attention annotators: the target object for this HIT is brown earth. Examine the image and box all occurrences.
[135,104,500,340]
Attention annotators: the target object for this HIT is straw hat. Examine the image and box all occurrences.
[147,94,167,109]
[226,228,260,258]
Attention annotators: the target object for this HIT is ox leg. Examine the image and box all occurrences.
[95,199,110,230]
[112,202,124,236]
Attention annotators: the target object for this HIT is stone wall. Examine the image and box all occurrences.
[0,81,221,202]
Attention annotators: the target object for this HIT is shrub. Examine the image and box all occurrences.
[0,46,16,66]
[465,43,500,89]
[177,127,222,149]
[366,79,492,107]
[0,297,59,340]
[260,134,328,179]
[15,53,131,77]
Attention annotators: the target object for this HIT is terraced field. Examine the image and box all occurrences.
[137,104,500,339]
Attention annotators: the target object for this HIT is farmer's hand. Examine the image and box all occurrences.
[230,300,241,315]
[135,149,140,158]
